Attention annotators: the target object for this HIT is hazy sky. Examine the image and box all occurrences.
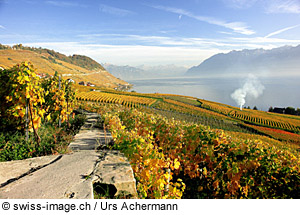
[0,0,300,66]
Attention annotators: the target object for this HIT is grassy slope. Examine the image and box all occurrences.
[0,49,129,88]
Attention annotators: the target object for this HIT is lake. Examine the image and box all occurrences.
[129,75,300,111]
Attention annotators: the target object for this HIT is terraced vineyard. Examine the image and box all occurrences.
[76,88,300,146]
[229,110,298,132]
[78,101,300,199]
[243,123,300,144]
[1,48,299,200]
[2,65,296,199]
[76,91,157,107]
[0,48,129,88]
[72,86,300,199]
[198,99,300,143]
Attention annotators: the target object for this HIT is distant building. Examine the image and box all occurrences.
[67,78,75,83]
[79,81,85,86]
[36,73,48,78]
[87,82,95,87]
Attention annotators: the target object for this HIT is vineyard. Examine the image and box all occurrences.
[75,89,300,146]
[243,124,300,144]
[75,85,300,199]
[81,103,300,199]
[199,99,300,141]
[76,91,157,107]
[1,62,300,199]
[0,46,129,88]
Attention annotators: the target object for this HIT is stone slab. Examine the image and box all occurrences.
[93,151,138,198]
[0,155,61,186]
[0,151,99,199]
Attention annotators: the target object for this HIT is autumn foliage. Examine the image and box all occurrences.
[0,62,45,133]
[0,62,76,136]
[91,104,300,199]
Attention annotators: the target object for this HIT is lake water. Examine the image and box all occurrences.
[129,75,300,111]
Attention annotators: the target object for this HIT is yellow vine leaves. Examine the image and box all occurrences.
[0,62,76,133]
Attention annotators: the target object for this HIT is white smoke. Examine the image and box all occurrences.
[231,74,265,110]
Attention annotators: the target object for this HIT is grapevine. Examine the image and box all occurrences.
[96,104,300,199]
[0,62,45,142]
[42,72,76,124]
[0,62,77,144]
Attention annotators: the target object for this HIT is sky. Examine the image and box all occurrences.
[0,0,300,67]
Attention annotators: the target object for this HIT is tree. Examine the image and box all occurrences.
[253,106,258,110]
[268,107,274,112]
[12,44,23,50]
[285,107,296,115]
[0,43,10,50]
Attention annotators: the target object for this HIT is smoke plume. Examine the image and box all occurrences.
[231,74,265,110]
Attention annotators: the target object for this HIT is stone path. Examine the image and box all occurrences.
[0,155,61,187]
[0,112,137,199]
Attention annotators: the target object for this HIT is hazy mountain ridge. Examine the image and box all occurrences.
[103,63,187,80]
[186,45,300,76]
[138,64,187,77]
[102,63,145,80]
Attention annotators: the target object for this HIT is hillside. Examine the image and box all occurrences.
[76,88,300,145]
[186,44,300,76]
[75,87,300,198]
[0,44,130,89]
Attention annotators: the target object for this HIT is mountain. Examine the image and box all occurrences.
[102,63,145,81]
[186,45,300,76]
[138,64,187,77]
[103,63,187,81]
[0,44,130,88]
